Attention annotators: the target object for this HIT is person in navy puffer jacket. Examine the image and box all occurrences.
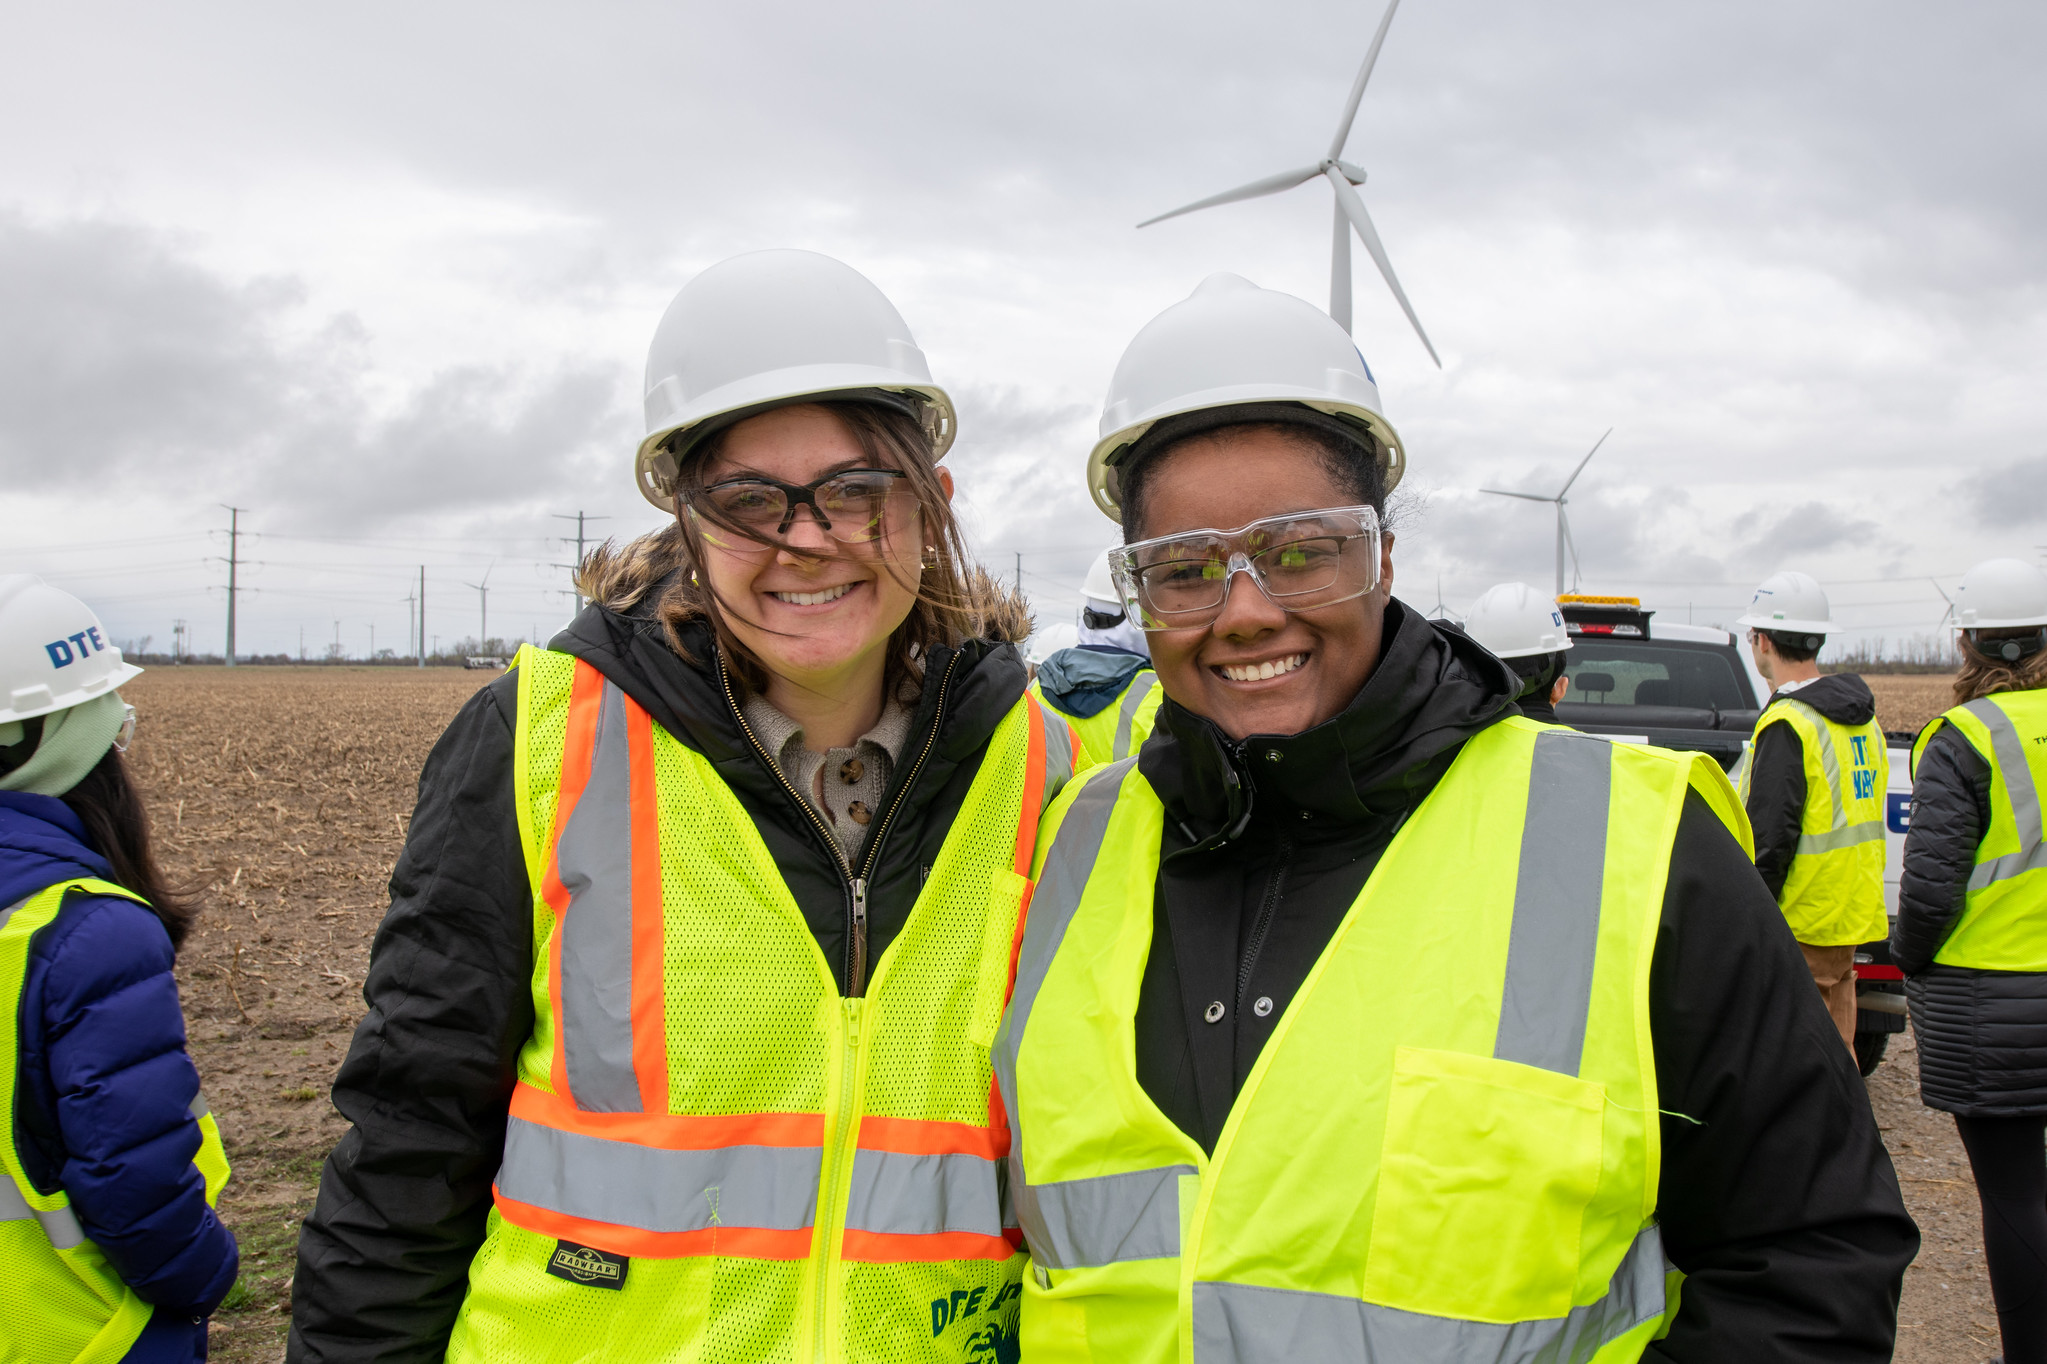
[1,575,238,1362]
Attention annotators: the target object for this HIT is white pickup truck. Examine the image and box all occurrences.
[1551,595,1912,1074]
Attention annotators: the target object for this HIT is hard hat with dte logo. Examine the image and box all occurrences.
[0,576,144,724]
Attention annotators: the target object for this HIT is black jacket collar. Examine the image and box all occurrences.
[1137,597,1522,854]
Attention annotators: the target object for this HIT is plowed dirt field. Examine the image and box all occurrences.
[122,665,1995,1362]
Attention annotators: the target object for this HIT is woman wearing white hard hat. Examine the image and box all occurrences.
[0,576,237,1362]
[1896,556,2047,1362]
[293,250,1075,1362]
[995,273,1913,1362]
[1030,551,1163,765]
[1461,582,1573,724]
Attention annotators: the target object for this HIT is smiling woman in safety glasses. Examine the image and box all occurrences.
[993,273,1916,1364]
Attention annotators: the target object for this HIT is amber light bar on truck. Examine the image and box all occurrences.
[1557,594,1653,640]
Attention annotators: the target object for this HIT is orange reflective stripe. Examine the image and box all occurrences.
[857,1114,1006,1160]
[623,699,669,1115]
[544,660,607,1099]
[510,1082,824,1148]
[494,1186,816,1262]
[839,1228,1022,1264]
[1013,701,1047,879]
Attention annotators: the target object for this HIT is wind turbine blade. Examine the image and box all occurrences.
[1333,159,1369,185]
[1328,0,1405,160]
[1330,198,1352,332]
[1137,165,1324,228]
[1325,168,1441,366]
[1479,489,1555,502]
[1557,427,1612,497]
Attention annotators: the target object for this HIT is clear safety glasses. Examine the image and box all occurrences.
[113,704,136,753]
[1109,505,1382,632]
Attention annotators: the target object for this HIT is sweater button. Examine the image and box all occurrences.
[1203,1001,1226,1024]
[840,757,865,784]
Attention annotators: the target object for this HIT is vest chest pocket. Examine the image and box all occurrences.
[1361,1046,1605,1323]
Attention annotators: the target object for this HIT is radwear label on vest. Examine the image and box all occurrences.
[546,1241,628,1289]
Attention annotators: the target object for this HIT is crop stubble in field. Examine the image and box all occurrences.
[130,666,1994,1360]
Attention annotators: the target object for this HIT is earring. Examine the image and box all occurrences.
[921,545,940,568]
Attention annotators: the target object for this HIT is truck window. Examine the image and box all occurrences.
[1563,643,1750,709]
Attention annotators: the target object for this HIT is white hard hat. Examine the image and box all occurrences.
[1736,570,1832,635]
[1463,582,1572,660]
[1025,622,1081,667]
[632,250,957,510]
[1087,273,1405,522]
[1082,551,1119,607]
[0,576,144,724]
[1953,558,2047,629]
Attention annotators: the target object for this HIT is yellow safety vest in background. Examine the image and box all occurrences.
[449,647,1073,1364]
[1741,696,1890,946]
[995,718,1750,1364]
[1,878,230,1364]
[1912,690,2047,970]
[1033,671,1162,766]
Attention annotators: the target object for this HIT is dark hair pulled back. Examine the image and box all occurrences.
[60,746,198,950]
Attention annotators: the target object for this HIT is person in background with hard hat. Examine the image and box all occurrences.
[1894,556,2047,1364]
[1023,621,1080,685]
[291,251,1075,1363]
[1463,581,1573,725]
[996,274,1914,1363]
[1735,571,1888,1057]
[1030,551,1163,765]
[0,576,237,1363]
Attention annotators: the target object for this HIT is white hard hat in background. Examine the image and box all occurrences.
[0,576,144,724]
[1086,273,1405,522]
[1463,583,1572,659]
[1025,622,1081,668]
[1082,551,1120,607]
[1953,558,2047,630]
[633,249,957,510]
[1736,571,1832,636]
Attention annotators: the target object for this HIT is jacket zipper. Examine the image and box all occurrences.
[1236,836,1292,1013]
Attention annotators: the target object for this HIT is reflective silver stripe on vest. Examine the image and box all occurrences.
[1494,731,1611,1076]
[1779,700,1885,859]
[1965,698,2047,893]
[1011,1163,1194,1270]
[553,680,643,1112]
[1191,1223,1668,1364]
[497,1115,818,1233]
[1037,701,1077,813]
[844,1149,1008,1238]
[0,1176,88,1250]
[1114,674,1159,761]
[188,1093,211,1121]
[0,896,24,933]
[1797,822,1886,855]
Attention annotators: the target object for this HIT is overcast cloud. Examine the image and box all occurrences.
[1,0,2041,654]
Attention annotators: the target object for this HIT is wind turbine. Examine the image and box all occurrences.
[1932,578,1955,630]
[1137,0,1440,365]
[1481,430,1612,597]
[464,563,494,652]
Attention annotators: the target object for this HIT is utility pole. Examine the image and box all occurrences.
[417,566,426,667]
[298,626,304,662]
[1015,551,1022,597]
[220,505,246,667]
[172,619,187,664]
[552,512,609,612]
[369,622,376,662]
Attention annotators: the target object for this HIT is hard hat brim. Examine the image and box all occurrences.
[1734,614,1831,634]
[0,659,144,725]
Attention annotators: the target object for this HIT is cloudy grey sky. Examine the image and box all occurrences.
[2,0,2041,657]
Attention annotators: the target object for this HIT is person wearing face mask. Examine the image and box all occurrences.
[0,577,236,1364]
[290,251,1075,1364]
[1894,557,2047,1364]
[1461,582,1573,726]
[1031,552,1163,765]
[993,275,1915,1363]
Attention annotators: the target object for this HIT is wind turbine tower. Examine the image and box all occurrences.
[1480,430,1612,597]
[1138,0,1439,364]
[464,564,494,653]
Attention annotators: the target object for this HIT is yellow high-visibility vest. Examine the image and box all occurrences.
[449,647,1074,1363]
[1911,689,2047,970]
[994,718,1750,1364]
[1032,671,1161,766]
[1740,696,1890,946]
[1,877,230,1364]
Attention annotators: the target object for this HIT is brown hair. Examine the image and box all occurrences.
[580,400,1031,700]
[61,746,199,950]
[1954,634,2047,707]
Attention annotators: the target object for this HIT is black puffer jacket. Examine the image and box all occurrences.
[1132,598,1916,1362]
[1894,700,2047,1115]
[288,599,1032,1363]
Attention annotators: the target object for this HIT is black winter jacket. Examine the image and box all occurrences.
[1894,701,2047,1115]
[1133,599,1916,1362]
[288,601,1032,1363]
[1744,674,1878,905]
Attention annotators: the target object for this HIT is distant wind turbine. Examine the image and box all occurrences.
[1481,430,1613,596]
[1137,0,1440,365]
[1932,578,1955,630]
[464,562,495,650]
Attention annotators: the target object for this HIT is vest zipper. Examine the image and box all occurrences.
[814,994,863,1364]
[1236,836,1292,1013]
